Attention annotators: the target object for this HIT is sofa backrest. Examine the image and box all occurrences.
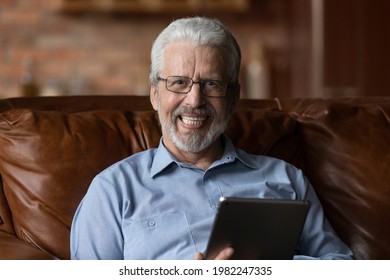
[0,95,389,259]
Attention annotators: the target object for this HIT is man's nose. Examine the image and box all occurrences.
[184,82,206,108]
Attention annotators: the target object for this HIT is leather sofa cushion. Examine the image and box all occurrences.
[0,107,295,259]
[298,103,390,259]
[227,108,300,166]
[0,231,56,260]
[0,109,160,259]
[0,181,14,235]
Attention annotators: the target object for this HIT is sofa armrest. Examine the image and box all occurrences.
[0,231,58,260]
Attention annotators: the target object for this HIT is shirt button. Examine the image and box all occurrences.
[148,220,156,227]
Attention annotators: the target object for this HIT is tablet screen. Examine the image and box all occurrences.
[205,197,310,260]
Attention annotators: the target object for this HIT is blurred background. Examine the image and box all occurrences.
[0,0,389,99]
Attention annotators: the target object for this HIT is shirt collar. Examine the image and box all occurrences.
[214,135,258,170]
[150,138,177,178]
[150,135,257,178]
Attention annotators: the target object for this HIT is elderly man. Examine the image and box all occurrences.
[70,17,353,260]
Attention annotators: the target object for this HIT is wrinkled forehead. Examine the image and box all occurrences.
[161,42,229,80]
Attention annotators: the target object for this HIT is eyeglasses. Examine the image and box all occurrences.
[157,76,233,97]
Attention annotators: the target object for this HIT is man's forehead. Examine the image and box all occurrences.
[162,43,228,78]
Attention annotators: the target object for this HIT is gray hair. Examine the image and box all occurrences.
[149,17,241,86]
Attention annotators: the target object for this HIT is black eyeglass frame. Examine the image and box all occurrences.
[157,76,238,97]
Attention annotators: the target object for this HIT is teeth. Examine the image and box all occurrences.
[181,116,206,126]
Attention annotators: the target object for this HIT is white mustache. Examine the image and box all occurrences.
[172,105,216,119]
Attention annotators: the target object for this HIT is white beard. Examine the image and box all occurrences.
[157,103,228,153]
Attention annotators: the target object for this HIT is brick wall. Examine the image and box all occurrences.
[0,0,299,98]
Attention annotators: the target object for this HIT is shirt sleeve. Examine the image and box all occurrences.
[70,175,124,260]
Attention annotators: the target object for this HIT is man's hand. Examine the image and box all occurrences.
[194,247,234,260]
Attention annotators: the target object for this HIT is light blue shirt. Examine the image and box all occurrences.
[70,136,353,260]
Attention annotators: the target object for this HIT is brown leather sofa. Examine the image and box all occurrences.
[0,95,389,260]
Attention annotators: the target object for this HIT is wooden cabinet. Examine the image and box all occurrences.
[286,0,390,98]
[322,0,390,97]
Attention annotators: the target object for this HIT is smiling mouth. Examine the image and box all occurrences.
[180,115,208,126]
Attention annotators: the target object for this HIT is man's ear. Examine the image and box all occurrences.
[150,86,159,111]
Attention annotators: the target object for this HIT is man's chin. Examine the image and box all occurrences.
[173,136,208,153]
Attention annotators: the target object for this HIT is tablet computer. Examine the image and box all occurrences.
[205,197,310,260]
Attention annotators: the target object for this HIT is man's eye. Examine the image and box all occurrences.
[168,78,188,88]
[174,79,186,85]
[170,78,189,86]
[204,80,220,88]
